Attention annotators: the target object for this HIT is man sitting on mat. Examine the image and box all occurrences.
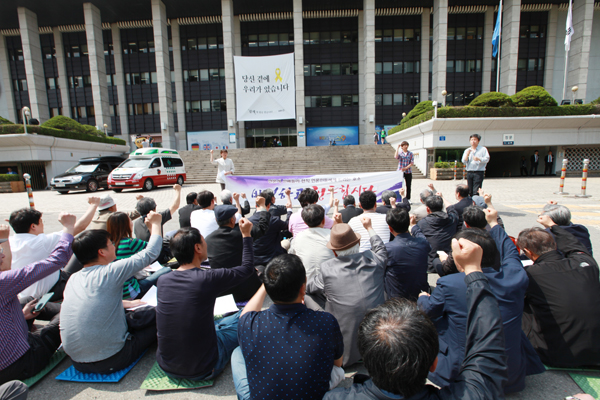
[59,212,163,374]
[156,219,257,381]
[0,214,75,385]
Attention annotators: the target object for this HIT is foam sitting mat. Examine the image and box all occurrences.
[140,362,214,391]
[55,351,146,383]
[544,365,600,372]
[21,350,67,387]
[569,373,600,398]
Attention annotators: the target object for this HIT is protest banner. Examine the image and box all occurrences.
[225,171,403,207]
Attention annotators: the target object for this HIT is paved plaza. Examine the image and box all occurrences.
[0,176,599,399]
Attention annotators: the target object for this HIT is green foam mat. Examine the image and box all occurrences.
[570,373,600,398]
[21,350,67,387]
[140,362,214,391]
[545,364,600,372]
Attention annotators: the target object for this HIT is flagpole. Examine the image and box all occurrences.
[495,0,503,93]
[562,0,573,100]
[562,49,569,100]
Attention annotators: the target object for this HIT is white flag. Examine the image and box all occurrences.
[565,0,574,51]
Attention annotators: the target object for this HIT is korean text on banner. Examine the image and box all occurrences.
[234,53,296,121]
[225,171,403,207]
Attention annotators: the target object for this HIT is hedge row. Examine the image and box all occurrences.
[434,162,465,169]
[0,174,19,182]
[388,104,600,136]
[0,124,127,145]
[0,116,13,125]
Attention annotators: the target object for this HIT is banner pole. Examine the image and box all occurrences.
[496,0,503,93]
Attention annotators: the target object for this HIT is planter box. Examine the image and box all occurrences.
[10,181,25,192]
[430,168,457,180]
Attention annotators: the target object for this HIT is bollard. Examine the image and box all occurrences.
[23,173,35,209]
[462,165,466,181]
[453,161,457,180]
[554,159,569,195]
[575,159,592,198]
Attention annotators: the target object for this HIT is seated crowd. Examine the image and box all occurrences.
[0,182,598,400]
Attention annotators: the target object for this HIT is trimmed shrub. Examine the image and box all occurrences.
[405,101,435,120]
[591,96,600,105]
[0,124,126,145]
[41,115,105,137]
[434,162,464,169]
[0,116,13,125]
[0,174,20,182]
[510,86,558,107]
[469,92,514,107]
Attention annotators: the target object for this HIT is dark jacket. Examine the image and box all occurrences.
[419,225,543,393]
[178,204,201,228]
[249,210,292,266]
[269,204,288,219]
[446,196,472,231]
[413,210,459,271]
[324,273,507,400]
[375,197,411,215]
[384,232,430,301]
[205,211,269,302]
[223,200,251,217]
[530,154,539,165]
[524,225,600,367]
[545,223,593,256]
[340,205,363,224]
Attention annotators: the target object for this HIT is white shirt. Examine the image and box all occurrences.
[461,145,490,171]
[348,212,390,252]
[10,232,63,299]
[190,208,241,239]
[212,157,235,184]
[288,227,334,279]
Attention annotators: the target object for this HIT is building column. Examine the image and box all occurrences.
[361,0,376,144]
[567,0,594,102]
[83,3,111,131]
[52,28,71,118]
[17,7,49,122]
[482,7,494,93]
[151,0,176,149]
[499,0,521,95]
[0,35,18,122]
[431,0,448,103]
[420,9,431,102]
[170,20,187,150]
[221,0,239,149]
[544,5,558,98]
[358,11,365,141]
[110,24,129,136]
[233,15,245,147]
[293,0,306,147]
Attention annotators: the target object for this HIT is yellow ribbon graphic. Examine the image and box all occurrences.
[275,68,282,82]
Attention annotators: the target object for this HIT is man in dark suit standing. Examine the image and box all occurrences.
[544,151,554,175]
[520,156,528,176]
[530,150,540,176]
[339,195,363,223]
[446,184,472,231]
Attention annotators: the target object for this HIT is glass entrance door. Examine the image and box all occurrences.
[245,127,298,148]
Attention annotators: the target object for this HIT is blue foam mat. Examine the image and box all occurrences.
[56,351,146,383]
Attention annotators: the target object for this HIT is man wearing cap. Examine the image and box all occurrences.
[206,199,270,302]
[133,184,181,241]
[306,216,388,367]
[89,195,142,231]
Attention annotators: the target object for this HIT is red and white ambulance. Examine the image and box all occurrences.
[108,148,186,192]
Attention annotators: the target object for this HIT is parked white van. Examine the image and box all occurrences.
[108,148,186,192]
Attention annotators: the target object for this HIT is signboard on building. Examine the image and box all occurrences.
[234,53,296,121]
[187,130,230,151]
[306,126,359,146]
[503,133,514,145]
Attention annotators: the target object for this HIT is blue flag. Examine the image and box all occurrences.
[492,0,502,57]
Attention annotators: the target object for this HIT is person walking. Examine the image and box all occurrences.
[373,132,379,145]
[210,149,234,191]
[394,141,414,201]
[461,134,490,197]
[544,151,554,175]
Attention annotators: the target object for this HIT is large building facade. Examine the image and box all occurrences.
[0,0,598,150]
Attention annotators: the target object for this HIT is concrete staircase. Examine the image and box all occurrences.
[179,145,424,184]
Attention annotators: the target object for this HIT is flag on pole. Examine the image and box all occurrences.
[565,0,574,51]
[492,0,502,57]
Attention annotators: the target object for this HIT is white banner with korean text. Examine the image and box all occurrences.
[234,53,296,121]
[224,171,403,207]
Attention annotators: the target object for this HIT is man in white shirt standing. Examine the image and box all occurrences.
[8,197,101,301]
[190,190,241,239]
[461,134,490,197]
[210,149,234,191]
[348,191,391,252]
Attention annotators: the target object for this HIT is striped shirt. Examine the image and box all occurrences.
[116,238,147,299]
[396,151,414,174]
[348,212,390,252]
[0,233,73,371]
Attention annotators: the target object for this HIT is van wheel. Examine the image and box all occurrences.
[113,189,123,193]
[143,178,154,191]
[58,191,69,194]
[86,179,99,192]
[177,176,184,186]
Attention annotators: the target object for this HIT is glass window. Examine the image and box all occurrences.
[518,59,526,71]
[201,100,210,112]
[383,94,392,106]
[197,37,207,50]
[393,62,403,74]
[139,40,148,53]
[405,29,414,41]
[221,99,227,111]
[311,96,318,108]
[476,59,482,72]
[189,70,199,82]
[140,72,150,84]
[467,27,476,40]
[331,63,341,75]
[332,95,342,107]
[538,58,544,71]
[314,64,322,76]
[309,32,319,45]
[405,62,415,73]
[330,31,341,43]
[211,99,221,112]
[46,77,57,90]
[305,96,311,107]
[375,94,382,106]
[342,31,352,43]
[455,60,465,73]
[208,37,218,49]
[520,25,528,38]
[147,41,155,53]
[353,63,358,74]
[415,28,421,41]
[415,61,420,73]
[79,106,87,118]
[20,79,27,91]
[393,94,403,106]
[50,107,60,117]
[170,71,175,83]
[321,96,331,107]
[530,25,539,38]
[268,33,278,46]
[383,29,393,42]
[303,32,309,45]
[125,73,131,85]
[375,29,382,42]
[320,31,331,44]
[279,33,289,46]
[209,68,219,80]
[191,101,200,112]
[131,73,141,85]
[341,63,353,75]
[394,29,403,42]
[152,102,159,114]
[447,27,455,40]
[342,95,353,107]
[128,42,138,53]
[467,60,476,73]
[142,104,151,114]
[352,95,359,106]
[456,27,466,40]
[477,26,483,39]
[83,76,92,87]
[200,69,209,81]
[540,25,547,38]
[383,62,393,74]
[321,64,331,76]
[528,59,536,71]
[220,68,225,79]
[375,62,382,74]
[454,92,464,105]
[86,105,94,116]
[446,60,455,73]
